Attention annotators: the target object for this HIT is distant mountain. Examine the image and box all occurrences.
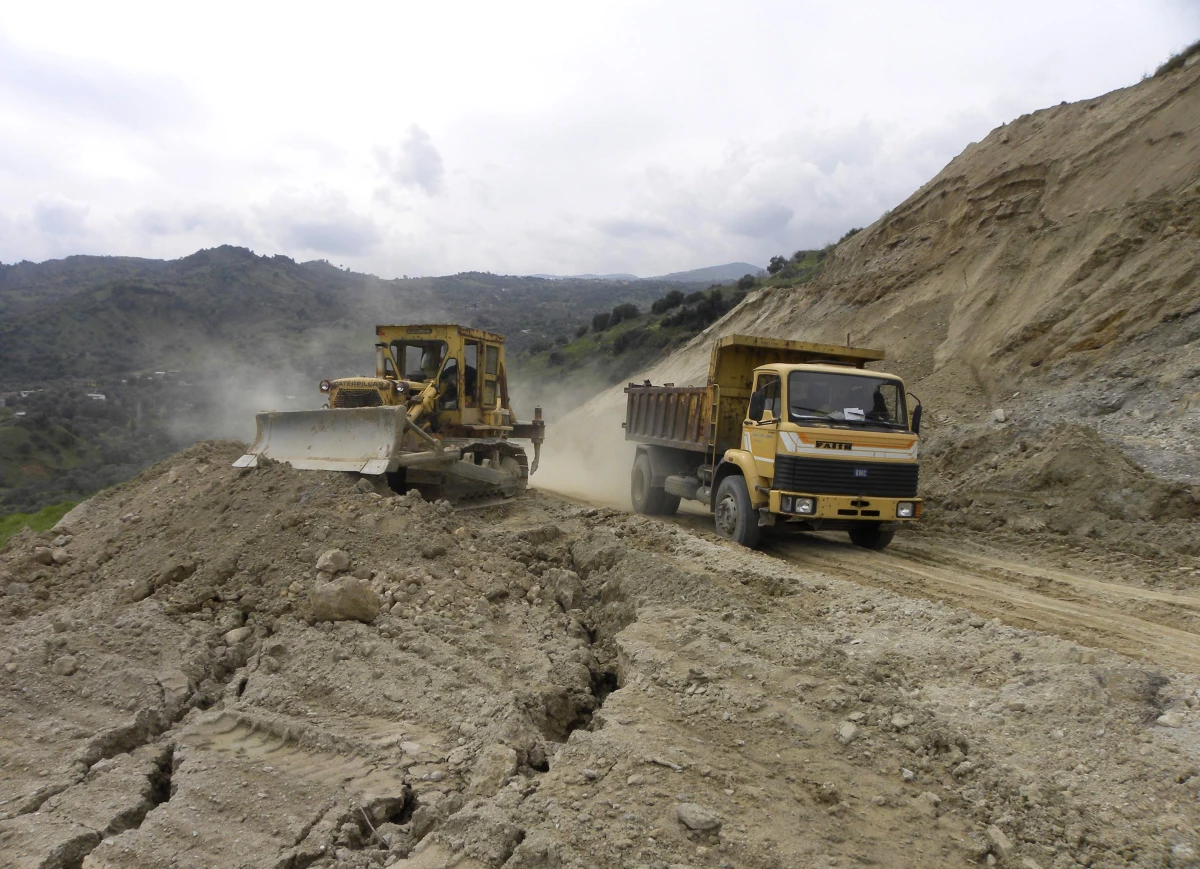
[530,272,640,281]
[647,262,763,283]
[0,246,702,389]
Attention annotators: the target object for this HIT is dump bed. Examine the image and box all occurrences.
[624,384,711,453]
[624,335,884,457]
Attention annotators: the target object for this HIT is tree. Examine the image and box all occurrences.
[554,335,569,346]
[651,289,685,314]
[767,256,787,275]
[592,312,612,332]
[610,303,640,326]
[736,274,757,292]
[574,325,588,339]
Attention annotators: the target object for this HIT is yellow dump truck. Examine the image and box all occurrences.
[624,335,921,549]
[235,324,545,504]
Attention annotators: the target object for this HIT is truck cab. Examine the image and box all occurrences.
[717,362,921,548]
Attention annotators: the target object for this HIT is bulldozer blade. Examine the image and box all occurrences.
[234,407,408,475]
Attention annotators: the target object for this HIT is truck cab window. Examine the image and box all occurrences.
[757,374,781,419]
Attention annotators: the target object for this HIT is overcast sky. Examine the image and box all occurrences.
[1,1,1196,278]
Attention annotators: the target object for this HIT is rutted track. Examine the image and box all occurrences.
[662,506,1200,673]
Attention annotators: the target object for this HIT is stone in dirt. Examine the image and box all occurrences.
[986,824,1014,860]
[1157,711,1185,728]
[32,547,54,565]
[837,721,859,744]
[675,802,721,832]
[52,655,77,675]
[223,626,254,646]
[468,743,518,796]
[310,577,380,623]
[316,549,351,574]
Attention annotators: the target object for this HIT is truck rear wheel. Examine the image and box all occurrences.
[848,523,895,551]
[631,453,680,515]
[714,475,760,548]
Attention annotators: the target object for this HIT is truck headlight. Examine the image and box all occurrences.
[794,497,815,514]
[319,380,332,393]
[897,502,915,518]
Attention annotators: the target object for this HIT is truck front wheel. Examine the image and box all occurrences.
[848,523,896,551]
[713,475,760,548]
[631,453,680,515]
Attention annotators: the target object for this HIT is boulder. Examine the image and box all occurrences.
[310,578,380,623]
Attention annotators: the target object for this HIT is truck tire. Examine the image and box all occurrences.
[713,475,760,548]
[848,523,895,551]
[631,453,680,515]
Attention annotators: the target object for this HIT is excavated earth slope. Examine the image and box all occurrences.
[550,56,1200,563]
[3,445,1200,868]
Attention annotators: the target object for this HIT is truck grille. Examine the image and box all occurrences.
[773,455,918,498]
[331,388,383,408]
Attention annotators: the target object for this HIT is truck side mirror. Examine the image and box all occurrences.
[911,404,922,434]
[748,390,765,422]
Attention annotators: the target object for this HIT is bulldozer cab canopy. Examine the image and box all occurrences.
[376,325,506,384]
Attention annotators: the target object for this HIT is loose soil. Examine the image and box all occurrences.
[3,444,1200,869]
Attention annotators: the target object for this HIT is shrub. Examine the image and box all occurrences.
[592,312,612,332]
[837,227,863,244]
[684,290,706,304]
[574,325,588,339]
[554,335,569,346]
[767,256,788,275]
[610,302,640,325]
[736,274,756,292]
[1155,39,1200,77]
[651,290,685,314]
[548,350,565,366]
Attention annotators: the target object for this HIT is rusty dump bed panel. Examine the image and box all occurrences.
[624,385,711,453]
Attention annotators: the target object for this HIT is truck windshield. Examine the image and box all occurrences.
[787,371,907,429]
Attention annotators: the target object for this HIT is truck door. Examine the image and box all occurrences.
[744,372,781,480]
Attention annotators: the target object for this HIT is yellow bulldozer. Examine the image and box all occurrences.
[234,324,545,504]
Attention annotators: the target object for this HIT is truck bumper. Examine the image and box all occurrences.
[767,490,922,521]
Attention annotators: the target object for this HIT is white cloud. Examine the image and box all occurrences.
[0,1,1196,275]
[376,126,445,196]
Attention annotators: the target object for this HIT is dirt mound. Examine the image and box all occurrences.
[1,445,1200,867]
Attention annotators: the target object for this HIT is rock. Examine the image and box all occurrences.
[581,768,599,781]
[901,768,915,782]
[1170,843,1199,868]
[675,802,721,832]
[991,408,1007,423]
[157,670,191,704]
[351,565,372,580]
[223,626,254,646]
[52,655,77,676]
[986,825,1014,860]
[467,744,518,796]
[5,582,30,597]
[836,721,859,744]
[914,791,941,818]
[4,662,16,673]
[51,548,71,565]
[310,578,380,623]
[127,578,153,602]
[545,567,585,610]
[1006,699,1027,712]
[969,616,986,628]
[32,547,54,565]
[1021,859,1045,869]
[316,549,351,574]
[1157,712,1186,728]
[891,713,914,730]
